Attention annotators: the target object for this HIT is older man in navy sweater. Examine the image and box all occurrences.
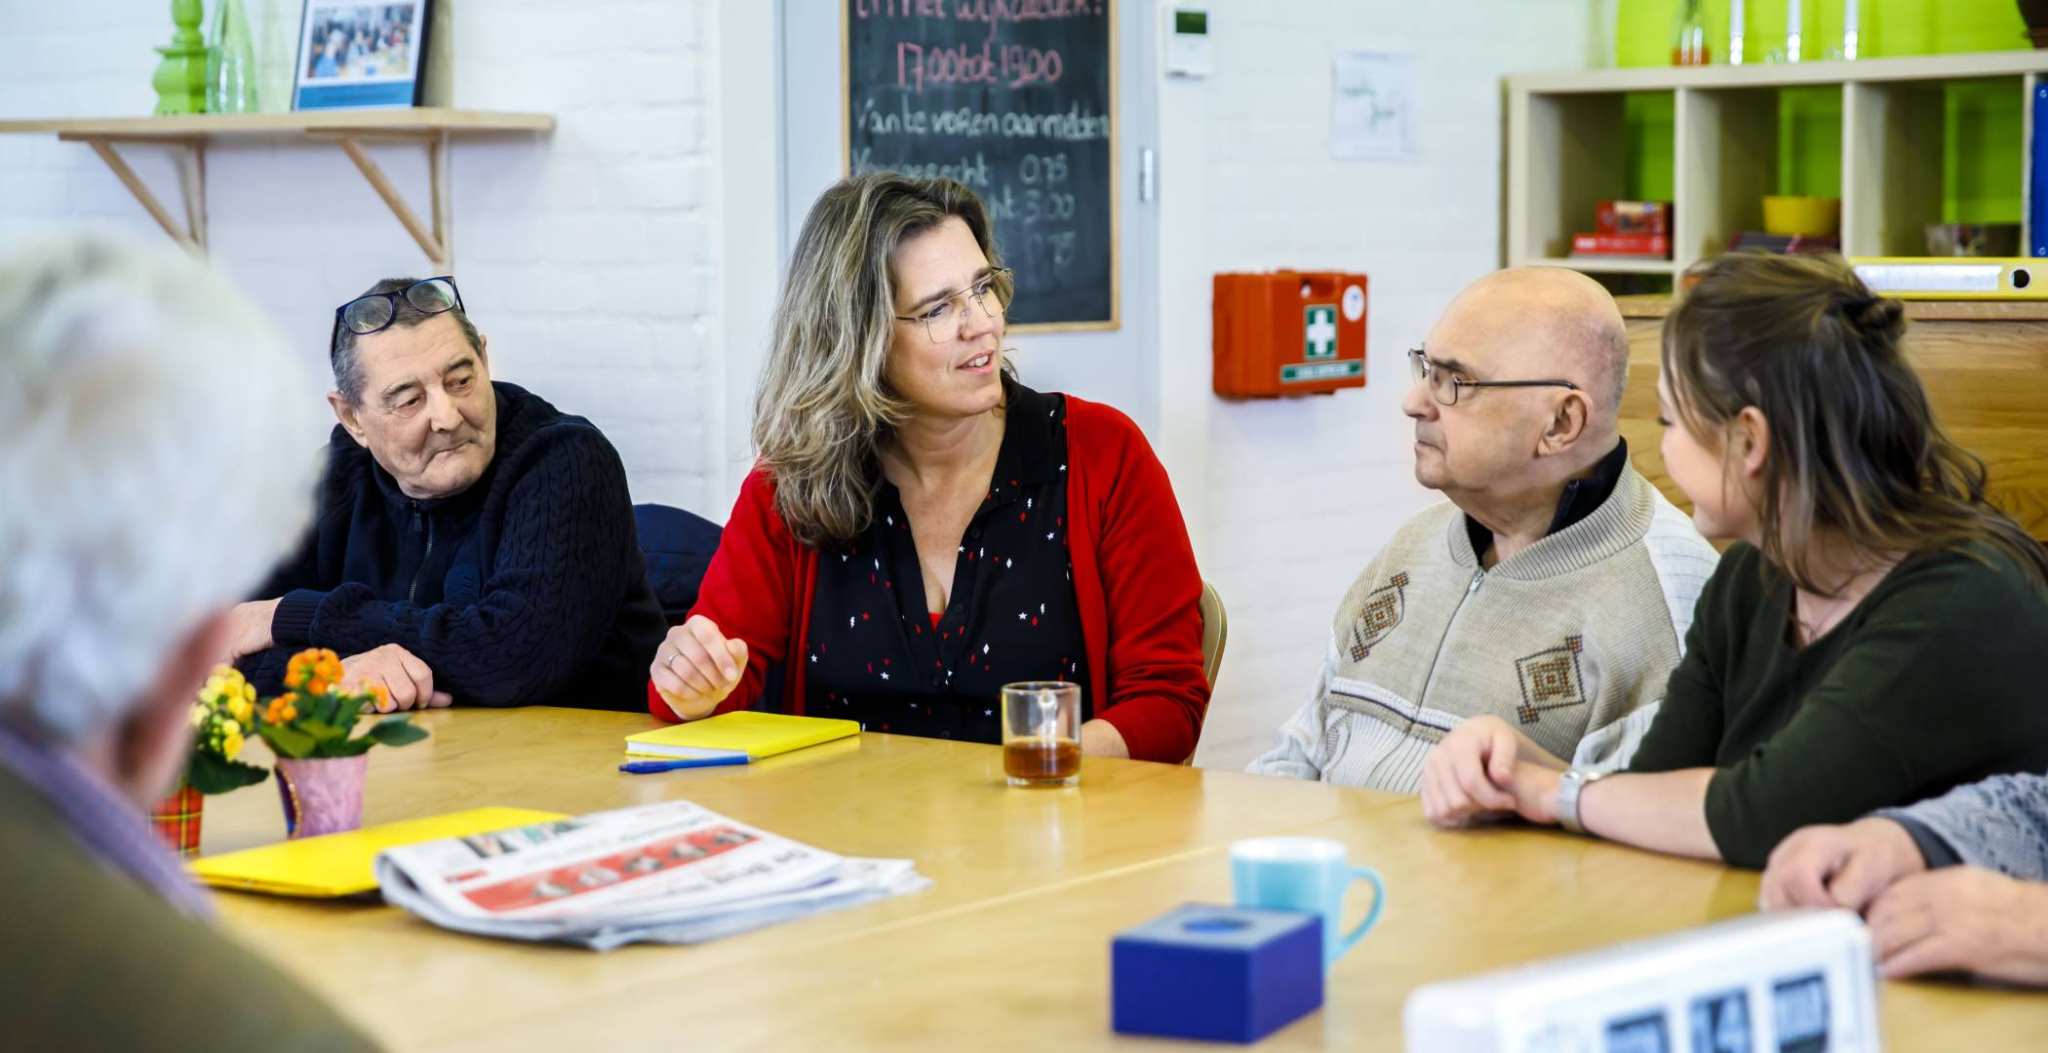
[227,276,666,711]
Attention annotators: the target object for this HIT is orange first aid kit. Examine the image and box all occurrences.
[1212,270,1368,398]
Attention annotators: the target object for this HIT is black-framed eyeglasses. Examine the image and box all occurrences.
[893,267,1011,343]
[1407,348,1580,407]
[331,277,464,349]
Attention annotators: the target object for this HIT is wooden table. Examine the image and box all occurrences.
[201,709,2046,1050]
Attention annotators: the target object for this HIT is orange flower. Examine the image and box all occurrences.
[369,683,391,712]
[286,648,345,693]
[286,652,313,689]
[264,692,302,725]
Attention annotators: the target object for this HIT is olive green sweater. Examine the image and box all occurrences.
[0,765,379,1051]
[1627,542,2048,868]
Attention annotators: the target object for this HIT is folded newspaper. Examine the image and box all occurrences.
[374,799,929,950]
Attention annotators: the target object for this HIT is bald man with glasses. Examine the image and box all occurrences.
[224,276,667,712]
[1250,267,1718,794]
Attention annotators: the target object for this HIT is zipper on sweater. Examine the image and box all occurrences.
[408,505,435,605]
[1354,565,1487,790]
[1414,569,1485,711]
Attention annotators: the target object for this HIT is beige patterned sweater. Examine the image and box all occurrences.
[1248,467,1719,792]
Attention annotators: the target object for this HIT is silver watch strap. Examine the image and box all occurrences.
[1557,767,1604,834]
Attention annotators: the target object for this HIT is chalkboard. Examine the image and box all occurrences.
[843,0,1117,331]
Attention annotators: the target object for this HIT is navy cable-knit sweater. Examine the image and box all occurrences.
[236,382,667,710]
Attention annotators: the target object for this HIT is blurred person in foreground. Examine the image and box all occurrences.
[0,231,378,1050]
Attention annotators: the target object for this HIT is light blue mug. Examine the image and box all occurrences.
[1230,836,1386,970]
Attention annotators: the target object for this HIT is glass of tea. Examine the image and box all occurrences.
[1000,681,1081,787]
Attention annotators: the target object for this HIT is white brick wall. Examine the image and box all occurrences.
[0,0,735,517]
[1166,1,1596,770]
[4,1,1600,769]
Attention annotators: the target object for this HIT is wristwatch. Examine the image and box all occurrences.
[1556,767,1608,835]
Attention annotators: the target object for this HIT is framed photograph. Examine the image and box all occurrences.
[291,1,432,111]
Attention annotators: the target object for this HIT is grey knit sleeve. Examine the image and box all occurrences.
[1246,634,1339,780]
[1872,773,2048,882]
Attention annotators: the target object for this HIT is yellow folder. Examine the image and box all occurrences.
[624,710,861,761]
[188,806,567,898]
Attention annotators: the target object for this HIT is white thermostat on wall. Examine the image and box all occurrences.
[1162,4,1212,78]
[1403,910,1881,1053]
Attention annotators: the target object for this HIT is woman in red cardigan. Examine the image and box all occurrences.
[647,173,1209,763]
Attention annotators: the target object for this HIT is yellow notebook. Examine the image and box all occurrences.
[188,806,566,898]
[624,710,861,761]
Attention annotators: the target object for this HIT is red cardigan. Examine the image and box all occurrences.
[648,396,1209,763]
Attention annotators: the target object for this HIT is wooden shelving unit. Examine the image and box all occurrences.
[1612,295,2048,539]
[1506,50,2048,287]
[0,109,555,270]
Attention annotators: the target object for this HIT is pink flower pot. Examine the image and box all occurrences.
[275,754,369,838]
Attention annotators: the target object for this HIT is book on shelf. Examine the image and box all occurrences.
[1596,200,1670,236]
[2034,85,2048,257]
[1570,232,1670,258]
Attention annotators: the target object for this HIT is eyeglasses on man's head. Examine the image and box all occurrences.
[332,277,464,349]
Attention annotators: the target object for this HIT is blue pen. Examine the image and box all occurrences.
[619,755,751,774]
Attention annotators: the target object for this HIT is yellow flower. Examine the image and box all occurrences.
[221,718,240,736]
[227,697,253,724]
[189,703,207,728]
[223,730,244,760]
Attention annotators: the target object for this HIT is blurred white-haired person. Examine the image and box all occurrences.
[0,231,376,1049]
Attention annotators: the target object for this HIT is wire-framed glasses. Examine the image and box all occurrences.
[1407,347,1580,407]
[331,277,464,348]
[894,267,1011,343]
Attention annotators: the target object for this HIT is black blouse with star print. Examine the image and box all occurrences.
[803,380,1088,744]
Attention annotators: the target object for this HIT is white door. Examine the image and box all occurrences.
[778,0,1162,431]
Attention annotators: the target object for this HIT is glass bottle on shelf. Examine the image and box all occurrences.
[205,0,258,114]
[1767,0,1805,63]
[1826,0,1861,61]
[1672,0,1710,66]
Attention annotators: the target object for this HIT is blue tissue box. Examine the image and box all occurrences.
[1111,903,1324,1043]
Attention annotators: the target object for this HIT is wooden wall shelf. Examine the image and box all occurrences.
[1613,295,2048,540]
[0,109,555,269]
[1505,50,2048,287]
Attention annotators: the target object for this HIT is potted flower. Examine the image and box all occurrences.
[257,648,429,839]
[152,666,272,857]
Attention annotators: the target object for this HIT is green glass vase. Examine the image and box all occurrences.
[205,0,259,113]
